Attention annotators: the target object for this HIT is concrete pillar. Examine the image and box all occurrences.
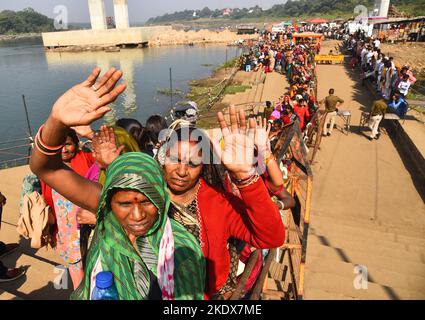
[113,0,130,29]
[378,0,390,18]
[373,0,390,18]
[88,0,107,30]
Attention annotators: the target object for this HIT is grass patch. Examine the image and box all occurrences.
[407,77,425,101]
[214,56,240,72]
[223,85,251,95]
[410,105,425,115]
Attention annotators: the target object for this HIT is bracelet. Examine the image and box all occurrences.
[234,174,260,189]
[34,135,61,156]
[265,179,285,196]
[230,167,257,185]
[34,125,65,156]
[36,125,65,151]
[265,151,275,166]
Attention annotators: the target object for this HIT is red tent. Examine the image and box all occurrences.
[308,18,328,24]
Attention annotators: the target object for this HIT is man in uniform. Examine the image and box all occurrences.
[320,88,344,136]
[368,96,387,140]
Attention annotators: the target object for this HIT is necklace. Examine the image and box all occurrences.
[195,180,204,248]
[175,181,201,206]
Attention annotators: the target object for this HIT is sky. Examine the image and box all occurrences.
[0,0,287,23]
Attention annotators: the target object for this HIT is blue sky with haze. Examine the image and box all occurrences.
[0,0,287,23]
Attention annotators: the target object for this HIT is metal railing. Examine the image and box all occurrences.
[0,137,33,169]
[0,95,34,170]
[263,120,313,300]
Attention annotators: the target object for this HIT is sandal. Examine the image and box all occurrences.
[0,266,25,283]
[0,243,19,258]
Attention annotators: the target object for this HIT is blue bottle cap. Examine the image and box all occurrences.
[96,271,114,289]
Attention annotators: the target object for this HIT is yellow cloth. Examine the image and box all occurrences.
[98,127,141,185]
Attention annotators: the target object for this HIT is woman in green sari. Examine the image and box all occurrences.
[72,153,205,300]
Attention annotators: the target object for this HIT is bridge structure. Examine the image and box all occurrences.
[42,0,171,49]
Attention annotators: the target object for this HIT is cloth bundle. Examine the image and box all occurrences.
[17,192,55,249]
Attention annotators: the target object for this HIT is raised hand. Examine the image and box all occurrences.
[251,116,271,151]
[51,68,126,127]
[215,106,256,179]
[92,126,125,169]
[72,125,95,139]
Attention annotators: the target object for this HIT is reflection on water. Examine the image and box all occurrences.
[0,41,241,163]
[1,43,241,136]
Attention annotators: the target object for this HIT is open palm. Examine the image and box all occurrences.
[216,106,256,177]
[92,126,125,169]
[52,67,126,127]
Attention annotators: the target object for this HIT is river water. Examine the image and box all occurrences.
[0,38,241,166]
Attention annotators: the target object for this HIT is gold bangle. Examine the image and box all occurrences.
[236,174,260,189]
[265,151,275,166]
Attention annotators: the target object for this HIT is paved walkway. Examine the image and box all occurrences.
[304,55,425,299]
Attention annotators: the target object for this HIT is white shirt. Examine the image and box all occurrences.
[361,48,367,62]
[366,51,374,63]
[398,80,411,96]
[373,39,381,48]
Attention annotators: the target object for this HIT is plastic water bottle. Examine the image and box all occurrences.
[91,271,119,300]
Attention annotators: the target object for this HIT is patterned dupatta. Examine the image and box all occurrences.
[71,153,205,300]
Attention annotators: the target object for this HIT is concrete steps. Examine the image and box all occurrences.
[306,254,425,294]
[305,213,425,299]
[310,216,425,248]
[305,270,425,299]
[303,288,360,300]
[312,214,425,240]
[307,238,425,278]
[309,228,425,260]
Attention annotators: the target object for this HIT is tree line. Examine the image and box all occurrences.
[146,0,425,24]
[0,8,54,34]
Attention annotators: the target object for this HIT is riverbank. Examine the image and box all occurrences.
[149,29,255,47]
[0,33,41,42]
[187,55,252,128]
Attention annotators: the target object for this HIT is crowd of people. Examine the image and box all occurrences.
[242,29,322,141]
[342,29,417,140]
[345,30,416,120]
[0,48,304,298]
[6,22,416,299]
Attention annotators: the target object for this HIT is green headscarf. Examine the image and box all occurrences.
[71,152,205,300]
[98,127,141,186]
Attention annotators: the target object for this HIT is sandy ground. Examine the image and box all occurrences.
[380,42,425,74]
[324,39,425,74]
